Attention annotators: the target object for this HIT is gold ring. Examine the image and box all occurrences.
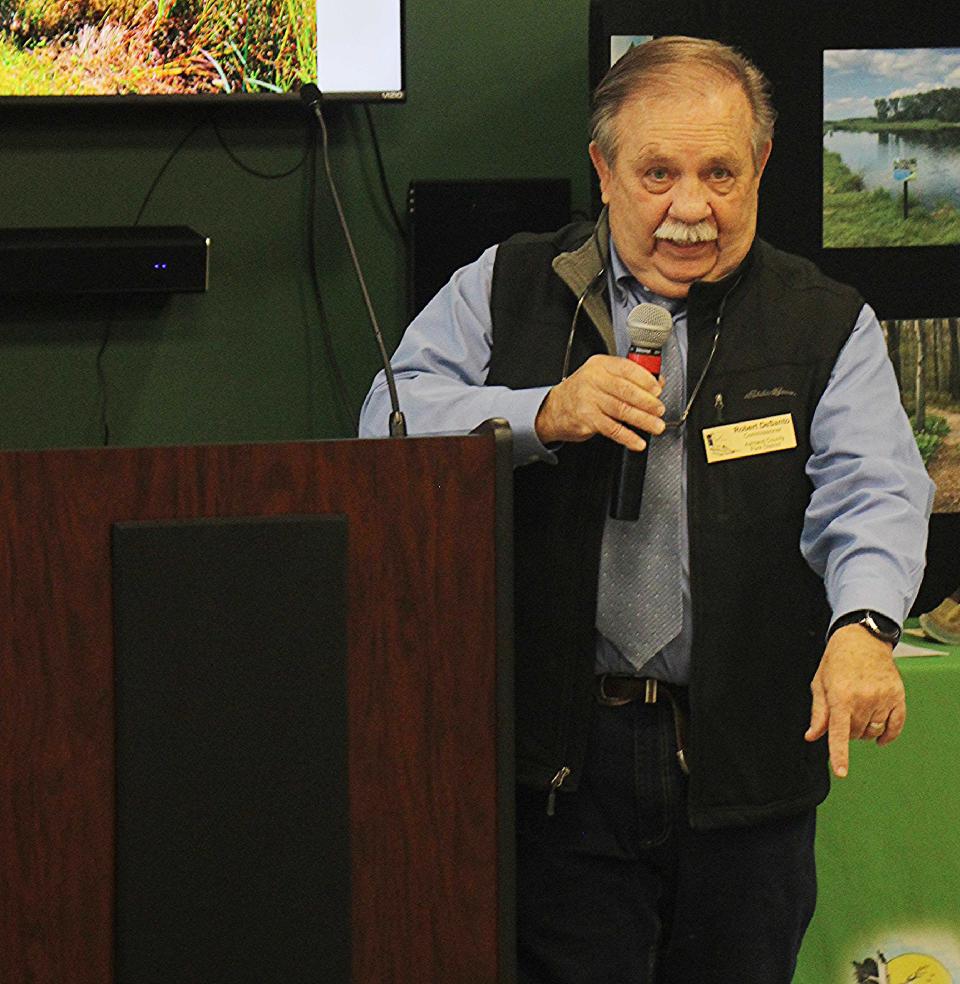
[866,721,885,732]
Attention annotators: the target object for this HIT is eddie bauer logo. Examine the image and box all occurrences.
[744,386,797,399]
[854,950,952,983]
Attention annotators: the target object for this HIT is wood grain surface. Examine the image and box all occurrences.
[0,435,509,984]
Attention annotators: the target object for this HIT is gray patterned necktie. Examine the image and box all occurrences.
[596,321,684,672]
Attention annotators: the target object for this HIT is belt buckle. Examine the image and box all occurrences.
[597,674,632,707]
[596,675,659,707]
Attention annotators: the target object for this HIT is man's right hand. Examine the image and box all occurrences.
[535,354,667,450]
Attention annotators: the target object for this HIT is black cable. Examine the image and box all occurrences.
[362,104,407,241]
[94,119,210,444]
[212,109,356,432]
[211,115,310,180]
[100,113,332,444]
[90,118,209,445]
[134,118,208,226]
[305,125,358,433]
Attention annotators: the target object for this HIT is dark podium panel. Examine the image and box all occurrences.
[113,516,349,984]
[0,433,514,984]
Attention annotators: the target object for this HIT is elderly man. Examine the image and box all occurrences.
[360,36,933,984]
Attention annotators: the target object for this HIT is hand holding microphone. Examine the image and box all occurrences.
[534,314,669,451]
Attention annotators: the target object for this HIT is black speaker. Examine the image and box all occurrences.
[0,226,209,294]
[407,178,571,320]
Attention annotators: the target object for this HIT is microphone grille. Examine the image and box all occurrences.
[627,302,674,350]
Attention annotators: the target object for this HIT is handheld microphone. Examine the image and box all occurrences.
[609,302,674,520]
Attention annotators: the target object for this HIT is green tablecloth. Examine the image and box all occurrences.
[794,635,960,984]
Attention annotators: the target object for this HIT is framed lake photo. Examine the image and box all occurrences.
[881,314,960,513]
[823,48,960,249]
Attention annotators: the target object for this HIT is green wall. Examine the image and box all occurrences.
[0,0,592,450]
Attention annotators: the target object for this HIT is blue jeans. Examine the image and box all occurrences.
[516,698,817,983]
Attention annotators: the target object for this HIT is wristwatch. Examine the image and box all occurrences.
[828,609,902,646]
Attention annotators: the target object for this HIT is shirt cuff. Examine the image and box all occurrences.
[828,574,910,628]
[496,386,558,466]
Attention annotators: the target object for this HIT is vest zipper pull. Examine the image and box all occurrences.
[714,392,725,423]
[546,765,571,816]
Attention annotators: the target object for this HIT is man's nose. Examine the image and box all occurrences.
[667,177,711,223]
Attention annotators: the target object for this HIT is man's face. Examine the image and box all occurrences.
[589,69,771,298]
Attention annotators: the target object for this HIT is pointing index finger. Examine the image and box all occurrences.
[828,709,851,778]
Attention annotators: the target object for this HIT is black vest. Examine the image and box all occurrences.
[488,222,864,829]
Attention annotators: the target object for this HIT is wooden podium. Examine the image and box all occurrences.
[0,430,515,984]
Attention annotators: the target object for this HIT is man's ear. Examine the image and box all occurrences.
[588,141,612,204]
[756,139,773,179]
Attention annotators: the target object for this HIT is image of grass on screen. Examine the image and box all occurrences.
[0,0,403,98]
[0,0,315,96]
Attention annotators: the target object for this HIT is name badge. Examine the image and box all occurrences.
[702,413,797,463]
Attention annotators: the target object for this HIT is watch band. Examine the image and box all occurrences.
[828,609,901,646]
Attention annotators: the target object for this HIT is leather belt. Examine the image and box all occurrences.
[595,674,690,775]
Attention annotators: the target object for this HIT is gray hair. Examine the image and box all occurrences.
[590,36,776,171]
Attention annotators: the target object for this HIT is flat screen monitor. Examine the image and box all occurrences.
[0,0,404,101]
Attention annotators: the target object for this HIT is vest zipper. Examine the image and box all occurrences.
[714,392,725,423]
[546,765,571,816]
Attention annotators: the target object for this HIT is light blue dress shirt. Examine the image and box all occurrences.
[359,238,934,682]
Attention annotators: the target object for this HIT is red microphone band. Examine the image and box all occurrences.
[627,346,662,376]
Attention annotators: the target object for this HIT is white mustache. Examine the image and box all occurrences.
[654,218,718,243]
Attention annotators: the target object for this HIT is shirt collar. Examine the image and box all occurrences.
[608,236,687,316]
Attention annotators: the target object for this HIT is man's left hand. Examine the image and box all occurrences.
[804,624,906,778]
